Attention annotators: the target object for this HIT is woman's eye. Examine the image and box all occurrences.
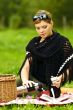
[42,25,47,29]
[36,27,40,30]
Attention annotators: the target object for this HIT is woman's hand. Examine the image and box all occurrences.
[22,80,36,88]
[51,75,62,88]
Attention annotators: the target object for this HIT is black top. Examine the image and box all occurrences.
[19,32,73,86]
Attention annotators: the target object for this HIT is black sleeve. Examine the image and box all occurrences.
[63,38,73,58]
[18,37,38,77]
[61,38,73,85]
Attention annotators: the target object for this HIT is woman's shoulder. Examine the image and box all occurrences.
[55,31,70,42]
[30,36,39,42]
[27,36,40,44]
[55,32,72,49]
[26,36,40,49]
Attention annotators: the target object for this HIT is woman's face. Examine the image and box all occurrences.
[35,20,53,39]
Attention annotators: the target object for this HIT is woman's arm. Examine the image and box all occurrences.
[21,58,35,87]
[52,38,73,88]
[21,59,30,84]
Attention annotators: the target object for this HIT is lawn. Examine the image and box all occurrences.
[0,27,73,109]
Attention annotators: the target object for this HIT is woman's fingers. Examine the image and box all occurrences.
[51,75,62,88]
[23,80,36,88]
[52,80,61,88]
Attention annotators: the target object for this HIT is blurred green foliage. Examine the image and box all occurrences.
[9,14,21,28]
[0,0,73,28]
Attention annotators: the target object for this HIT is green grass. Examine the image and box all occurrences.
[0,27,73,109]
[0,28,36,74]
[0,104,73,110]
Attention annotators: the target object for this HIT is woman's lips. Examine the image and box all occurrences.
[40,33,46,36]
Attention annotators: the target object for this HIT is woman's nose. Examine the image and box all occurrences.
[39,28,44,33]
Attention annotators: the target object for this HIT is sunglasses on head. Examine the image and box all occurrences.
[33,14,51,21]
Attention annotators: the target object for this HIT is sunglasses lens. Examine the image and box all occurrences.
[33,16,38,21]
[33,14,50,21]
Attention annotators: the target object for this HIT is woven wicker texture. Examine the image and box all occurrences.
[0,75,17,102]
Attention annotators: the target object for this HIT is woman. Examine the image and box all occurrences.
[18,10,73,97]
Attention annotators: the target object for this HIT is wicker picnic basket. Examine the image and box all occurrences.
[0,74,17,103]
